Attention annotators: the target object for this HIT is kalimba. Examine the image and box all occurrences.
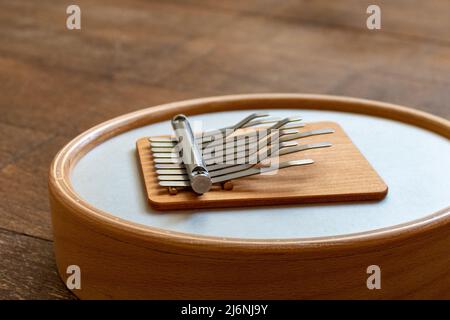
[49,94,450,299]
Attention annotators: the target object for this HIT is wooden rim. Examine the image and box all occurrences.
[49,93,450,252]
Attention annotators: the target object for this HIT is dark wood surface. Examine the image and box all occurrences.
[0,0,449,299]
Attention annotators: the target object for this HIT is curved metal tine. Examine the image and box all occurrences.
[159,180,190,188]
[152,152,179,158]
[279,128,335,143]
[202,141,260,162]
[153,140,332,169]
[201,129,333,154]
[203,137,278,166]
[156,141,330,180]
[269,116,303,130]
[153,157,183,164]
[202,126,298,152]
[158,159,315,186]
[200,116,302,148]
[206,126,298,163]
[241,117,282,128]
[156,164,253,178]
[211,159,314,184]
[150,135,216,147]
[150,135,215,145]
[207,128,333,157]
[150,141,178,148]
[150,113,270,145]
[152,127,299,154]
[157,174,189,181]
[152,137,285,161]
[154,136,283,160]
[199,112,269,139]
[152,114,300,146]
[205,116,303,155]
[152,130,298,170]
[149,137,175,143]
[204,141,297,171]
[156,168,187,175]
[278,142,332,157]
[205,141,330,172]
[149,115,301,144]
[154,163,184,169]
[152,146,179,153]
[280,122,305,129]
[158,157,316,182]
[201,129,259,151]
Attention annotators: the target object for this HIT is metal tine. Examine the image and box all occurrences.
[269,116,303,130]
[203,125,299,150]
[156,141,297,175]
[156,141,288,178]
[156,168,187,175]
[157,142,331,180]
[226,112,270,131]
[158,159,315,186]
[149,141,179,148]
[158,175,189,181]
[279,128,335,143]
[148,115,304,146]
[152,132,259,154]
[196,117,302,162]
[211,159,314,183]
[202,140,297,162]
[210,116,303,156]
[153,157,183,164]
[154,163,185,169]
[159,180,190,187]
[280,122,305,130]
[200,127,295,152]
[152,130,333,168]
[200,118,303,165]
[204,139,291,166]
[153,152,182,159]
[152,140,296,161]
[152,128,298,154]
[205,141,331,172]
[241,117,282,128]
[152,139,276,159]
[149,124,305,149]
[152,131,291,164]
[201,127,333,160]
[149,113,269,143]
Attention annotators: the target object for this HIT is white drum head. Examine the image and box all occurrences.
[71,109,450,239]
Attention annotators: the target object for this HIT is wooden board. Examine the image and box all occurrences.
[137,121,388,210]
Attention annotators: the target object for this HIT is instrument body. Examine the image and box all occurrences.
[49,94,450,299]
[137,120,387,209]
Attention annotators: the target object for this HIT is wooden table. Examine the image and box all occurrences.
[0,0,449,299]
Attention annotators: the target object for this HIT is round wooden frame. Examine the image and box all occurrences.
[49,94,450,299]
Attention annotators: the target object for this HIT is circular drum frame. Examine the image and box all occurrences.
[49,94,450,299]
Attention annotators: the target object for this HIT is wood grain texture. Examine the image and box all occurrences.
[0,0,449,299]
[138,121,387,210]
[0,228,75,300]
[49,94,450,299]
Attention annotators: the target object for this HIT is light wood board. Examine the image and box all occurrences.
[137,121,388,210]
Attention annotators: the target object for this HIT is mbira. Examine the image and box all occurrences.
[49,94,450,299]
